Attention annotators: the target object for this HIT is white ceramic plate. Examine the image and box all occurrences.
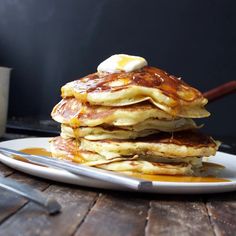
[0,137,236,194]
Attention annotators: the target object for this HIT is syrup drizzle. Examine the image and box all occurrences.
[62,66,203,103]
[15,148,228,183]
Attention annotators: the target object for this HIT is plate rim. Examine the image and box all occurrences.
[0,137,236,192]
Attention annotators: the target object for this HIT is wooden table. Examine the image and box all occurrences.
[0,133,236,236]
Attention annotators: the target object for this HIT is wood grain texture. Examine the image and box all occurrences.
[75,193,150,236]
[0,162,14,177]
[0,172,49,224]
[1,131,236,236]
[206,193,236,236]
[146,196,214,236]
[0,185,98,236]
[0,132,29,176]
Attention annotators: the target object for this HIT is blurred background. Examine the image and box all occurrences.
[0,0,235,137]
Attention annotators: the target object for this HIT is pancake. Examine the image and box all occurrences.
[61,124,157,140]
[60,118,197,140]
[50,136,194,175]
[51,135,202,166]
[50,136,136,166]
[97,161,193,176]
[51,98,176,127]
[119,118,198,132]
[80,130,220,159]
[61,66,209,118]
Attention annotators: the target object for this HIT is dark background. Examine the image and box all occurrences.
[0,0,235,137]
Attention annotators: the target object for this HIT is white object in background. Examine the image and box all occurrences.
[0,67,11,137]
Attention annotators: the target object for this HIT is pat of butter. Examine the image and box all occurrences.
[97,54,148,73]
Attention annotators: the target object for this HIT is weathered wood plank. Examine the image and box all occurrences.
[0,162,14,177]
[0,172,49,223]
[75,193,150,236]
[0,132,29,176]
[0,185,98,236]
[146,196,214,236]
[206,192,236,236]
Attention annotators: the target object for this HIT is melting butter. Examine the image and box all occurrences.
[97,54,147,73]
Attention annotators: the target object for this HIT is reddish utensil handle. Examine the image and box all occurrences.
[203,80,236,102]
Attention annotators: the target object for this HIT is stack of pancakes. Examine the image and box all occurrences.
[51,66,219,176]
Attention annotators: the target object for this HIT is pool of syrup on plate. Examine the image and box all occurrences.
[16,147,229,183]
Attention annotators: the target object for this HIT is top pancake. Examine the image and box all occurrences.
[61,66,209,118]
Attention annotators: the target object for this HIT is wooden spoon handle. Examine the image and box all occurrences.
[203,80,236,102]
